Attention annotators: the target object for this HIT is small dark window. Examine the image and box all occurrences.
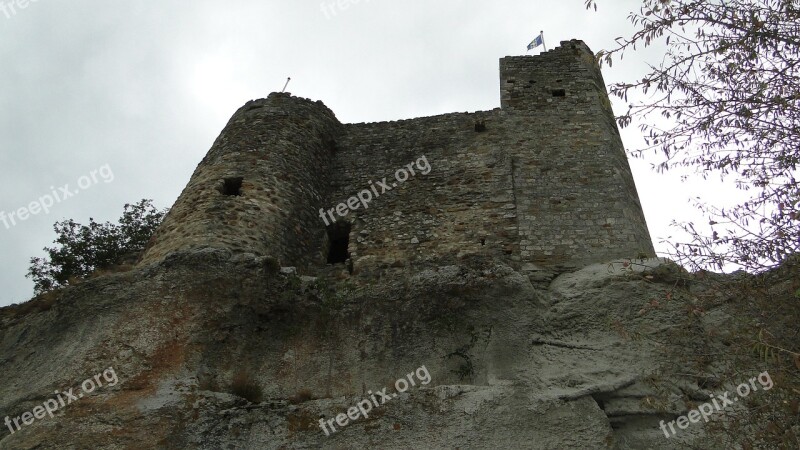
[506,79,516,84]
[221,177,243,196]
[552,89,566,97]
[326,222,351,264]
[474,121,487,132]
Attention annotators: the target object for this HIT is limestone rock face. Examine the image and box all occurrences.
[2,252,794,449]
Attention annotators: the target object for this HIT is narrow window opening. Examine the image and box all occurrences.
[326,222,351,264]
[480,238,486,246]
[221,177,243,196]
[506,79,516,84]
[474,121,487,132]
[552,89,566,97]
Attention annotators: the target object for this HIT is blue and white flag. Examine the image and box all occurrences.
[527,34,544,51]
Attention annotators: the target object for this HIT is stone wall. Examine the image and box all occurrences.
[329,109,519,271]
[141,39,654,271]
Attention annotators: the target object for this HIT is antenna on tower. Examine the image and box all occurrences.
[281,77,291,93]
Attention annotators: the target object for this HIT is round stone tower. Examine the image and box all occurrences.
[140,92,342,268]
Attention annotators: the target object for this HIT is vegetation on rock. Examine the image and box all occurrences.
[26,199,167,295]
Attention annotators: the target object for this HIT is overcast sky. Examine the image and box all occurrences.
[0,0,737,307]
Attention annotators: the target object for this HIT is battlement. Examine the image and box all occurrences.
[140,40,654,271]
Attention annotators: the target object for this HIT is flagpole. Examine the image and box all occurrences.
[541,31,547,52]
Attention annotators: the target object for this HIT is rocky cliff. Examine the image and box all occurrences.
[1,250,797,449]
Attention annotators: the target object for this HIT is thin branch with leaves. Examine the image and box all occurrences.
[587,0,800,272]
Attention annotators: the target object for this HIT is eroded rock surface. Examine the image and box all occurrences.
[2,252,796,449]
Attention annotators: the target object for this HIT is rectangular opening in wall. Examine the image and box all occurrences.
[326,222,351,264]
[221,177,243,196]
[552,89,566,97]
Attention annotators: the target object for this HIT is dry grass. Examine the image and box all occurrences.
[287,389,315,405]
[229,371,263,404]
[0,289,61,322]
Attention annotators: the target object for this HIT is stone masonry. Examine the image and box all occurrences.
[140,39,655,272]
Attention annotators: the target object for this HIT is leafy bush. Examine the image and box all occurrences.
[26,199,167,295]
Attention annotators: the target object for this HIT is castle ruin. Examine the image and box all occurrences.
[140,40,654,272]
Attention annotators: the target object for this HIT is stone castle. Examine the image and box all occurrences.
[140,39,654,272]
[4,40,795,450]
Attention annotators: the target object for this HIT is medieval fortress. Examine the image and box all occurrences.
[140,40,655,273]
